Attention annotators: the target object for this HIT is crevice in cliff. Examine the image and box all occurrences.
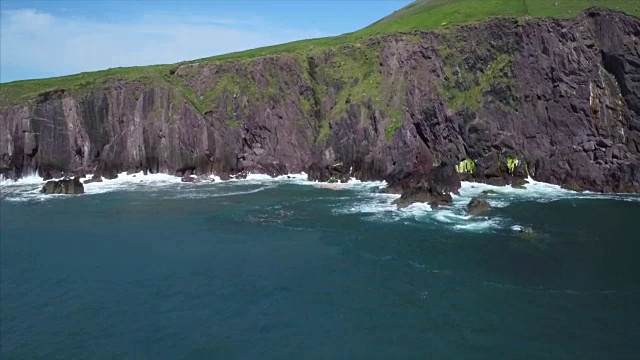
[305,56,324,121]
[601,50,639,117]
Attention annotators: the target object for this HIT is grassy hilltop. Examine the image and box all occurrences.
[1,0,639,105]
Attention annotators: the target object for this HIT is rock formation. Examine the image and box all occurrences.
[40,177,85,195]
[467,197,492,216]
[1,9,639,200]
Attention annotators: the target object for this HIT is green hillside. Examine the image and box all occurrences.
[1,0,639,105]
[365,0,639,35]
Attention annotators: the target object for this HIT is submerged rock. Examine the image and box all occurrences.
[513,225,534,234]
[467,197,491,216]
[520,226,534,234]
[41,177,85,195]
[481,190,499,195]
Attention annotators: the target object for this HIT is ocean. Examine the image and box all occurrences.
[1,173,640,359]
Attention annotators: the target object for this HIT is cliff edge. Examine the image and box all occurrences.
[1,7,639,193]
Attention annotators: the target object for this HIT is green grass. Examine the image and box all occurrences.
[385,111,404,143]
[442,54,517,111]
[1,0,638,105]
[365,0,639,36]
[323,44,383,121]
[0,65,170,105]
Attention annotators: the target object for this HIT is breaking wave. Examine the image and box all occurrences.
[332,177,640,232]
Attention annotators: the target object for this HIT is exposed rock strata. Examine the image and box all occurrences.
[1,9,639,197]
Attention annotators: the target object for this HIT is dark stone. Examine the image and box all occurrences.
[467,197,491,216]
[41,177,85,195]
[511,178,528,189]
[485,177,509,187]
[596,138,614,148]
[392,164,461,209]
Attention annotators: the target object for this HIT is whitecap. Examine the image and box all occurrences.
[332,176,640,233]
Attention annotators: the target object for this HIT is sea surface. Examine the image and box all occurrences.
[1,173,640,359]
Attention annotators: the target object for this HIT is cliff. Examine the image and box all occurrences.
[1,8,639,193]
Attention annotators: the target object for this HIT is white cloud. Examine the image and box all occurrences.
[0,9,328,82]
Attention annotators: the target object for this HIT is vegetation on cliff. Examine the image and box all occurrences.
[0,1,638,193]
[1,0,638,106]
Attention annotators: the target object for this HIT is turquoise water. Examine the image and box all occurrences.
[1,175,640,359]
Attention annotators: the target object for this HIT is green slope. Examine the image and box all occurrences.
[365,0,639,35]
[1,0,639,105]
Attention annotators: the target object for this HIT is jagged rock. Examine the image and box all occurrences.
[511,178,528,189]
[234,171,248,179]
[467,197,491,216]
[392,164,461,209]
[308,161,351,183]
[596,138,614,148]
[41,177,85,195]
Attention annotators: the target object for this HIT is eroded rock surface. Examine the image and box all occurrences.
[1,9,638,195]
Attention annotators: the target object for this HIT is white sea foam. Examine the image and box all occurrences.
[333,176,639,232]
[2,171,638,234]
[0,171,328,202]
[168,186,272,199]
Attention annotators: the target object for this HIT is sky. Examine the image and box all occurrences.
[0,0,412,83]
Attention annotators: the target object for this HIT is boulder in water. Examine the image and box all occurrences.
[467,197,491,216]
[511,178,528,189]
[392,164,461,209]
[41,177,85,195]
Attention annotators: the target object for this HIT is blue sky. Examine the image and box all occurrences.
[0,0,412,82]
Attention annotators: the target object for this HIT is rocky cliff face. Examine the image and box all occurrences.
[1,9,639,192]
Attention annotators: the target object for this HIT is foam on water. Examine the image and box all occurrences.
[168,186,272,199]
[2,172,638,233]
[0,172,188,202]
[334,176,640,232]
